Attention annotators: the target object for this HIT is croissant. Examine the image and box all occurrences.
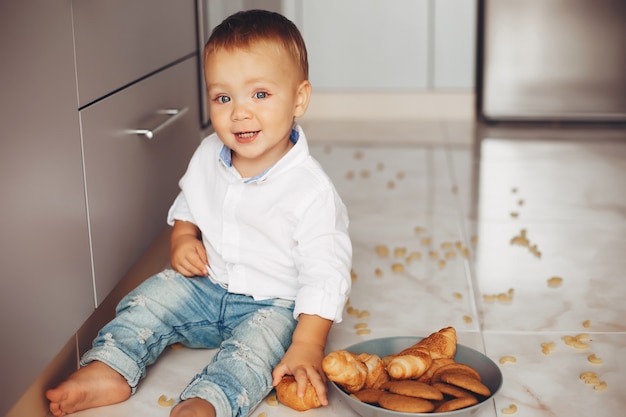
[275,375,321,411]
[357,352,389,389]
[387,327,457,379]
[413,326,457,359]
[322,350,368,392]
[386,345,432,379]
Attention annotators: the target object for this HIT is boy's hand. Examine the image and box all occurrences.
[272,314,333,406]
[272,341,328,406]
[170,221,208,277]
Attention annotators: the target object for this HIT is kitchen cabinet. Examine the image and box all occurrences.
[0,0,200,415]
[82,58,199,305]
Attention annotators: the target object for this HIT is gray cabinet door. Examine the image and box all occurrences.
[0,1,94,414]
[72,0,197,107]
[80,57,200,305]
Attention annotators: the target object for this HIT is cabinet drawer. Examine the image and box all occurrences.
[72,0,197,107]
[80,57,200,305]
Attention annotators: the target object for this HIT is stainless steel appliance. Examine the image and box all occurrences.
[478,0,626,122]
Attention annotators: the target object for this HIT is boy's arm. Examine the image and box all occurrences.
[170,220,208,277]
[272,313,333,406]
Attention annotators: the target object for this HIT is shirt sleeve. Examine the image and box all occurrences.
[167,191,196,226]
[292,186,352,323]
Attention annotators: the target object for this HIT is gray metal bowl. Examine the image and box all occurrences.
[329,336,502,417]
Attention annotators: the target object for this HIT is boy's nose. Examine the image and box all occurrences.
[231,101,252,121]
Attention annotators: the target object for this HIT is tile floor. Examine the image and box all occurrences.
[61,119,626,417]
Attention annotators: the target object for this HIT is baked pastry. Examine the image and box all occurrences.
[275,375,322,411]
[413,326,457,360]
[431,363,482,383]
[417,358,455,384]
[439,373,491,397]
[378,392,435,413]
[386,327,457,379]
[357,353,389,389]
[351,388,385,405]
[382,380,443,401]
[386,345,432,379]
[434,396,478,412]
[322,350,368,392]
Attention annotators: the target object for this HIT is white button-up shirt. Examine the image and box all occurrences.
[167,125,352,322]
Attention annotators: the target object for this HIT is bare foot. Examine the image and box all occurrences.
[170,398,216,417]
[46,361,131,416]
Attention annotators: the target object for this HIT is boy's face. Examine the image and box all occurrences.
[205,42,311,175]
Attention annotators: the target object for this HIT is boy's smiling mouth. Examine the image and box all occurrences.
[235,131,260,143]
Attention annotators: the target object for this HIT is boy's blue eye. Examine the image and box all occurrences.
[254,91,268,99]
[217,95,230,104]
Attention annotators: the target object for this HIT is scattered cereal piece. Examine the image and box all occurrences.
[265,393,278,406]
[387,180,395,189]
[420,237,432,246]
[594,381,608,392]
[518,199,525,206]
[441,242,453,250]
[346,306,357,315]
[562,335,588,350]
[580,371,598,381]
[445,251,457,260]
[375,245,389,257]
[391,263,405,273]
[438,259,447,269]
[584,376,600,385]
[588,354,603,364]
[452,292,463,300]
[471,235,478,245]
[375,268,383,278]
[511,187,518,193]
[346,171,355,180]
[357,310,370,319]
[576,333,591,342]
[351,270,358,282]
[582,320,591,328]
[354,151,363,160]
[357,328,372,336]
[510,211,519,218]
[429,250,440,259]
[258,412,267,417]
[502,404,518,414]
[499,356,517,364]
[359,169,370,178]
[462,315,472,324]
[354,323,368,330]
[481,292,492,301]
[394,247,407,258]
[547,276,563,288]
[157,395,175,407]
[414,226,426,234]
[406,251,422,262]
[541,342,556,355]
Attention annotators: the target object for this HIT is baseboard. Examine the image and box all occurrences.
[301,91,475,121]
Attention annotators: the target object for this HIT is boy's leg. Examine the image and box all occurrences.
[175,295,297,417]
[47,270,226,416]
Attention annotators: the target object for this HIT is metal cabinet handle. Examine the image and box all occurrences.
[130,107,189,139]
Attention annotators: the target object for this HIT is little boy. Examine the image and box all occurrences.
[47,9,351,417]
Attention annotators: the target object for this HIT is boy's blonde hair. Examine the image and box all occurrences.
[204,9,309,81]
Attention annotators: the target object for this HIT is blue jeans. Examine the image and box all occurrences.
[81,269,297,417]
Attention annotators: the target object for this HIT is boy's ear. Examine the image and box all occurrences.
[293,80,312,118]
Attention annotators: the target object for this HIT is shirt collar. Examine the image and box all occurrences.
[219,127,302,183]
